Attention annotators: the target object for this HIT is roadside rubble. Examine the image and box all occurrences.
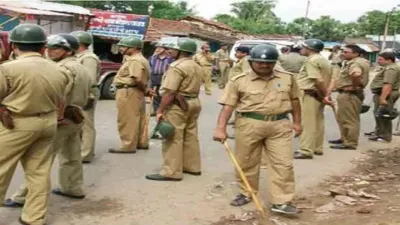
[212,147,400,225]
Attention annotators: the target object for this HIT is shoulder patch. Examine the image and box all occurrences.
[274,68,295,76]
[230,72,247,81]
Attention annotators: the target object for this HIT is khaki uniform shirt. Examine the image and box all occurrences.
[336,57,370,89]
[193,52,213,67]
[0,53,69,115]
[113,53,150,87]
[278,53,306,74]
[76,50,100,85]
[370,63,400,91]
[219,69,300,115]
[330,52,343,64]
[57,57,92,108]
[230,56,251,78]
[160,58,203,97]
[297,54,331,90]
[214,49,230,64]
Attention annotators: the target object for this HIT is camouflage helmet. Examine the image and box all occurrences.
[248,44,279,62]
[117,36,143,48]
[302,39,324,52]
[150,121,175,139]
[167,38,197,53]
[70,31,93,45]
[47,34,79,52]
[9,24,47,44]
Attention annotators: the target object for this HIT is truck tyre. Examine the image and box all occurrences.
[101,74,116,100]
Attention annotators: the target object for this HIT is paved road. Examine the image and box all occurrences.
[1,83,397,225]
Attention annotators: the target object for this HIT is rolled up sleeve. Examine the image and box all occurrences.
[160,67,183,93]
[349,63,362,77]
[81,58,99,84]
[305,59,322,81]
[289,76,300,99]
[0,68,8,101]
[128,60,145,81]
[383,69,397,85]
[218,81,239,107]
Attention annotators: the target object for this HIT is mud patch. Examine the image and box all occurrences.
[60,197,125,217]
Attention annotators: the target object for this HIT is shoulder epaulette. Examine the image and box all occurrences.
[274,68,295,76]
[230,72,247,81]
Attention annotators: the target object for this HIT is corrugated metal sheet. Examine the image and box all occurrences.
[0,0,92,16]
[358,44,380,52]
[0,5,72,17]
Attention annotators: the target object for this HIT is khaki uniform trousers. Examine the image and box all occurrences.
[337,93,362,148]
[218,62,230,88]
[81,87,99,161]
[116,88,148,151]
[373,91,400,141]
[299,93,325,156]
[235,116,295,204]
[160,98,202,179]
[10,122,85,206]
[201,66,212,94]
[0,112,57,225]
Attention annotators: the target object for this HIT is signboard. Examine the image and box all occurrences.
[0,15,20,31]
[88,11,149,40]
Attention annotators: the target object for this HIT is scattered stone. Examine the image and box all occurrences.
[228,212,255,221]
[297,203,313,209]
[360,199,377,203]
[270,218,288,225]
[355,181,370,187]
[377,189,390,193]
[335,195,357,206]
[386,174,397,179]
[378,172,388,175]
[320,191,331,197]
[360,191,380,200]
[329,187,347,196]
[357,207,372,214]
[315,202,336,213]
[347,189,362,197]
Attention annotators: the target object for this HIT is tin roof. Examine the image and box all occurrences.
[0,0,92,16]
[0,5,72,17]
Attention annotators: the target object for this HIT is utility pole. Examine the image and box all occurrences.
[303,0,311,38]
[382,5,399,50]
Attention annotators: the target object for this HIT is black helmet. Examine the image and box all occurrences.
[248,44,279,62]
[375,106,399,120]
[360,104,370,114]
[9,24,47,44]
[302,39,324,52]
[47,34,79,52]
[235,46,250,54]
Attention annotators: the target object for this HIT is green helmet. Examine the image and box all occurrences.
[150,121,175,139]
[168,38,197,53]
[117,36,143,48]
[47,34,79,52]
[375,107,399,120]
[302,39,324,52]
[248,44,279,62]
[70,31,93,45]
[9,24,47,44]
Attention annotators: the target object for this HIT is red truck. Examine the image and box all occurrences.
[0,31,121,100]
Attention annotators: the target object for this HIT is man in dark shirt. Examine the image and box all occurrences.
[149,43,174,115]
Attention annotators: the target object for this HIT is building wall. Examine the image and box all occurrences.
[23,16,85,35]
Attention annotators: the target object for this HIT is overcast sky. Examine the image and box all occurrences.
[175,0,400,23]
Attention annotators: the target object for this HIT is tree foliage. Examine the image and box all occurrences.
[50,0,400,41]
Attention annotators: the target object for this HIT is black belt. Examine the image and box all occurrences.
[115,84,137,89]
[337,89,362,94]
[91,85,99,88]
[303,89,322,102]
[237,112,288,121]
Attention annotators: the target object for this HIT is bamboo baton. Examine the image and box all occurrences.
[141,87,156,143]
[222,141,266,218]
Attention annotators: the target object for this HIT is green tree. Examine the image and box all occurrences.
[310,16,342,41]
[50,0,196,20]
[357,10,387,35]
[285,17,313,37]
[214,0,283,34]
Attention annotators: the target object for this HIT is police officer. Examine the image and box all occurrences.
[326,44,370,149]
[215,43,231,89]
[278,45,306,75]
[0,24,70,225]
[146,38,203,181]
[294,39,332,159]
[369,51,400,142]
[193,43,213,95]
[213,44,301,215]
[70,31,101,163]
[329,45,343,79]
[226,46,251,129]
[4,33,92,209]
[109,37,152,153]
